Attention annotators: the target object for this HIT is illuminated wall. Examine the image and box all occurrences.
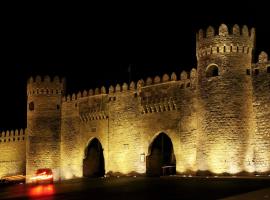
[60,71,199,178]
[0,129,26,178]
[196,24,256,174]
[252,52,270,173]
[52,25,270,179]
[60,93,109,179]
[59,24,270,176]
[26,76,65,182]
[0,24,269,181]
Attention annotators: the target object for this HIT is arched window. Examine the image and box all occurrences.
[29,102,34,111]
[267,66,270,73]
[206,64,219,77]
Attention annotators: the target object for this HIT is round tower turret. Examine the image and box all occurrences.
[26,75,65,182]
[196,24,256,174]
[197,24,255,78]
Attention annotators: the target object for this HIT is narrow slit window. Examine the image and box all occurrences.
[29,102,34,111]
[254,69,259,76]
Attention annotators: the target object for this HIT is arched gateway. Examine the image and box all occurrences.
[146,133,176,176]
[83,138,105,177]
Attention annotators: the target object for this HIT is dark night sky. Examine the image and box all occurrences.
[0,2,269,130]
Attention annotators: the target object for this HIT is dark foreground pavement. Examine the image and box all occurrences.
[1,176,270,200]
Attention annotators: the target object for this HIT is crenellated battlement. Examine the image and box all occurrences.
[0,129,26,143]
[142,68,197,90]
[62,87,108,103]
[258,51,269,64]
[252,51,270,76]
[196,24,255,59]
[27,75,65,96]
[139,69,197,115]
[62,69,198,104]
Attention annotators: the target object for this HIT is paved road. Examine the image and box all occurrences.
[222,187,270,200]
[1,176,270,200]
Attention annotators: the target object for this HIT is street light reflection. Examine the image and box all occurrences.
[28,184,55,197]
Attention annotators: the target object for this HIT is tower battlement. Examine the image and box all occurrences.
[196,24,255,59]
[27,75,65,96]
[252,51,270,76]
[0,129,26,143]
[258,51,269,64]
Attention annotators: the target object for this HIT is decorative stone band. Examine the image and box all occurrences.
[197,44,251,58]
[141,98,177,114]
[27,75,65,96]
[27,88,64,96]
[80,111,108,122]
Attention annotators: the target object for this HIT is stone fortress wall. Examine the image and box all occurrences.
[252,52,270,172]
[26,76,65,182]
[60,68,199,179]
[0,24,269,181]
[0,129,26,178]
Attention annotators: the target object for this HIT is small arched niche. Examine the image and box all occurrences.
[206,64,219,77]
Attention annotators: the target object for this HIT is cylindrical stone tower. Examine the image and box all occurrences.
[196,24,256,174]
[26,75,65,182]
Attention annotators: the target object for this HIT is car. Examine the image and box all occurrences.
[30,168,53,184]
